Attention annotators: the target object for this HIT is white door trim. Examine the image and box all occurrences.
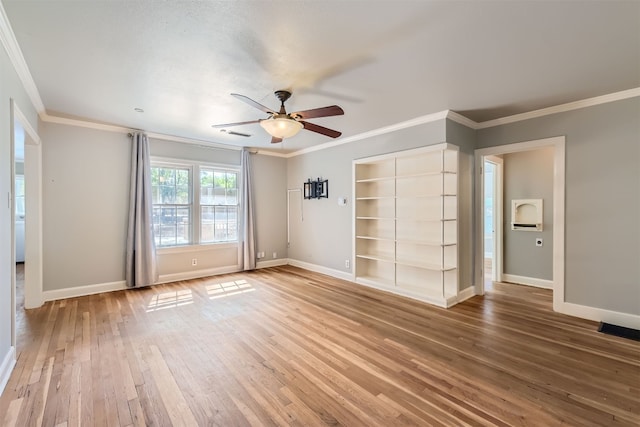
[11,100,43,326]
[483,155,503,283]
[474,136,565,313]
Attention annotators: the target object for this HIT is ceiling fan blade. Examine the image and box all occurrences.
[291,105,344,120]
[271,136,283,144]
[231,93,276,115]
[301,121,342,138]
[211,120,261,128]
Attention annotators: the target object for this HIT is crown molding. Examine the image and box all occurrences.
[41,112,131,133]
[262,85,640,157]
[446,110,480,129]
[41,112,243,151]
[31,87,640,158]
[285,110,450,158]
[12,99,41,145]
[0,3,45,113]
[146,131,242,151]
[254,149,289,158]
[475,87,640,129]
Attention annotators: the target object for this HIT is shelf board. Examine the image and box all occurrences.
[355,176,395,183]
[355,217,456,223]
[355,196,395,201]
[356,216,395,220]
[396,193,457,198]
[395,171,457,179]
[355,235,395,242]
[396,239,457,246]
[355,253,456,271]
[355,254,395,263]
[356,275,395,289]
[396,217,457,222]
[357,195,456,200]
[396,260,457,271]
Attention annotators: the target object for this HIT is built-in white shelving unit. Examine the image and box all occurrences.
[353,143,460,307]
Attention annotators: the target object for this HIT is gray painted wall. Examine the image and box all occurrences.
[150,139,240,165]
[445,120,476,290]
[287,120,449,274]
[477,97,640,315]
[0,42,39,371]
[251,154,288,263]
[503,148,554,280]
[42,123,131,291]
[40,123,287,291]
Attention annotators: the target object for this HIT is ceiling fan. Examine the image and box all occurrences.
[212,90,344,144]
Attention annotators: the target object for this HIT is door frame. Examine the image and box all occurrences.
[10,100,43,352]
[474,136,565,312]
[483,155,503,283]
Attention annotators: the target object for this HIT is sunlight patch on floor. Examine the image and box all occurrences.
[206,279,255,299]
[147,289,194,312]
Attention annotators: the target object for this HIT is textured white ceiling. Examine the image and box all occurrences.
[3,1,639,153]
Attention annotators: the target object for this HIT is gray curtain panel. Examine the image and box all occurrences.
[126,132,158,287]
[241,148,257,270]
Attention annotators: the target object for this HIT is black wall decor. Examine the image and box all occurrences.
[304,178,328,199]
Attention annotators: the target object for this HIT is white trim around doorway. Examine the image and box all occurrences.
[483,155,503,283]
[474,136,565,312]
[11,100,44,322]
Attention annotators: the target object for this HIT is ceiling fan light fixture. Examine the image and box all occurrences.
[260,116,303,139]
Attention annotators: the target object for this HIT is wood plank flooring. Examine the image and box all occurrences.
[1,265,639,426]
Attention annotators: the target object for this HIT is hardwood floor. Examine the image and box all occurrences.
[1,266,638,426]
[15,263,24,320]
[484,258,493,291]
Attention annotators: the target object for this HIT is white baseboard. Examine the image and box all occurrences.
[0,346,16,396]
[450,286,476,306]
[355,277,449,308]
[157,265,241,284]
[256,259,288,269]
[287,258,353,282]
[502,274,553,289]
[42,265,249,302]
[285,258,478,310]
[43,280,127,302]
[558,302,640,330]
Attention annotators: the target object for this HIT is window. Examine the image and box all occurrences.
[200,169,238,243]
[151,165,191,247]
[151,161,240,248]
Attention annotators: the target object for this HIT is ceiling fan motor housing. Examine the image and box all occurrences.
[274,90,292,104]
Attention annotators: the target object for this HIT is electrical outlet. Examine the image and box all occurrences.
[191,258,197,266]
[535,238,543,247]
[345,259,350,269]
[272,252,277,259]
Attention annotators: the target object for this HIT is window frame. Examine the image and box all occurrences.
[199,167,240,244]
[150,157,241,251]
[150,160,194,247]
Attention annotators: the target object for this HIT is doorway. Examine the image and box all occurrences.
[14,124,25,320]
[474,136,565,312]
[10,100,43,351]
[482,156,503,291]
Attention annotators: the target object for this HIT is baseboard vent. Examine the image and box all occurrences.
[597,322,640,341]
